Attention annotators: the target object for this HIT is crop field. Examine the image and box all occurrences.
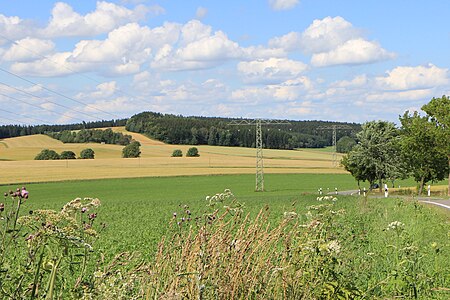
[0,128,346,184]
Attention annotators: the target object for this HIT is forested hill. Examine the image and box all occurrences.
[0,119,127,139]
[125,112,361,149]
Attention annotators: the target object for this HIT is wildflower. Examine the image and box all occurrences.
[186,210,191,215]
[81,207,88,213]
[283,211,298,219]
[326,240,341,254]
[173,212,177,218]
[94,271,103,278]
[21,187,28,199]
[3,192,7,197]
[0,203,4,212]
[386,221,404,231]
[88,213,97,220]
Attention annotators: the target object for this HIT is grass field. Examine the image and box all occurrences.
[2,173,440,256]
[2,173,449,299]
[0,128,346,184]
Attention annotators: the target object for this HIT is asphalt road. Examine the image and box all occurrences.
[328,190,450,210]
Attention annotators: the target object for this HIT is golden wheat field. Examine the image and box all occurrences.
[0,128,345,184]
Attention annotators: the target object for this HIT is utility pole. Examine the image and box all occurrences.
[229,119,290,192]
[317,124,353,167]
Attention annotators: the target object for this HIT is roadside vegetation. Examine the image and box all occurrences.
[342,96,449,196]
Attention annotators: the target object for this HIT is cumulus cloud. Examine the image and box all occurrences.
[237,58,307,84]
[268,31,302,51]
[12,21,182,76]
[2,38,55,62]
[375,64,449,90]
[10,52,91,77]
[311,38,396,67]
[269,0,299,11]
[40,1,148,38]
[232,76,313,103]
[0,14,34,43]
[152,21,244,71]
[300,16,361,54]
[266,16,394,67]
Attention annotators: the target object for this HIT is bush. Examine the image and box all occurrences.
[336,136,357,153]
[122,141,141,158]
[80,148,95,159]
[60,150,76,159]
[34,149,60,160]
[186,147,199,157]
[171,149,183,157]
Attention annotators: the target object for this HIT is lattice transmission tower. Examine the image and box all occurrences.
[317,124,353,167]
[229,119,290,192]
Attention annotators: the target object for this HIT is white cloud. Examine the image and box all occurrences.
[311,38,396,67]
[332,74,368,88]
[80,81,118,99]
[268,31,301,51]
[237,58,307,84]
[243,46,287,59]
[232,76,313,103]
[2,38,55,62]
[10,52,91,77]
[269,0,299,11]
[375,64,449,90]
[367,89,434,102]
[41,1,148,38]
[152,21,244,71]
[0,14,35,44]
[196,6,208,19]
[300,16,361,54]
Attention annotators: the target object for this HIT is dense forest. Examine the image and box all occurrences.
[46,128,132,145]
[0,119,127,139]
[125,112,361,149]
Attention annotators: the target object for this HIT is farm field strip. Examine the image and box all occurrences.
[0,129,346,184]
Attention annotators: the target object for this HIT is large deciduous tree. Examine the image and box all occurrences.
[342,121,405,191]
[399,111,448,195]
[421,95,450,196]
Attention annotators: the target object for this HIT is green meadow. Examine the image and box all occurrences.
[2,173,449,298]
[1,173,436,256]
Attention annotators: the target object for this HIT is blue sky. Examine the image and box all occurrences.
[0,0,449,125]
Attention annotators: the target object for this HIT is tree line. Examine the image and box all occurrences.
[0,119,127,139]
[46,128,132,145]
[125,112,361,149]
[342,95,449,196]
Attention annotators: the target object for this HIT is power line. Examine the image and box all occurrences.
[0,108,49,124]
[0,88,86,123]
[0,81,105,122]
[229,119,291,192]
[0,66,122,119]
[0,33,155,107]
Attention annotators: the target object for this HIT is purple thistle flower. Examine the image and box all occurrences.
[20,188,29,199]
[81,207,88,213]
[88,213,97,220]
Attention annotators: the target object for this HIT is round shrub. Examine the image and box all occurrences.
[35,149,60,160]
[60,150,76,159]
[171,149,183,157]
[122,141,141,158]
[186,147,199,157]
[80,148,95,159]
